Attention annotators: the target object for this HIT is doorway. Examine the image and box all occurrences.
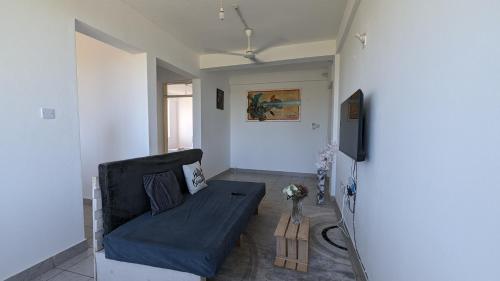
[75,31,149,249]
[163,82,193,152]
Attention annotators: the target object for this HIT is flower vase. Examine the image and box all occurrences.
[316,168,327,205]
[291,198,304,224]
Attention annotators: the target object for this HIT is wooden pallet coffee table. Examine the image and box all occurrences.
[273,213,310,272]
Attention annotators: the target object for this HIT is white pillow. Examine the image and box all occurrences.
[182,161,208,194]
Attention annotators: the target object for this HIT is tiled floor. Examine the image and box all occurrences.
[28,204,95,281]
[29,170,339,281]
[30,248,94,281]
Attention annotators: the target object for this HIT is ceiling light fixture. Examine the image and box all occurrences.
[218,0,224,21]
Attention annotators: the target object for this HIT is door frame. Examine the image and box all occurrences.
[162,81,193,153]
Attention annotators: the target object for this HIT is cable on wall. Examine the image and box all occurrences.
[352,160,358,246]
[321,173,350,251]
[323,158,368,279]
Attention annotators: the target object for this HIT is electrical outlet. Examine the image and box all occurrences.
[40,108,56,119]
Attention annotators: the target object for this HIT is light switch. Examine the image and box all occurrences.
[40,108,56,119]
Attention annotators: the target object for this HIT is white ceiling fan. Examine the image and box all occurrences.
[211,5,273,63]
[234,5,260,62]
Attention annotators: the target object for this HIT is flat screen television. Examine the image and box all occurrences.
[339,89,366,161]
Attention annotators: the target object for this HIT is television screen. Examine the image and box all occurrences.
[339,89,365,161]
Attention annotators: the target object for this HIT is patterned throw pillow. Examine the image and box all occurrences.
[182,161,208,194]
[143,170,184,215]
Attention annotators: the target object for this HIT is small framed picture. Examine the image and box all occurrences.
[216,88,224,110]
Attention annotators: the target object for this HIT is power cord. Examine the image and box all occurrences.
[323,159,368,279]
[321,179,350,251]
[349,160,369,280]
[353,192,357,246]
[323,160,360,253]
[331,183,350,238]
[351,160,358,246]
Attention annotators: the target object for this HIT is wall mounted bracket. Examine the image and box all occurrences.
[355,33,367,49]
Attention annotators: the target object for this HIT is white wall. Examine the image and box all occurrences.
[335,1,500,281]
[76,32,149,199]
[199,72,231,178]
[229,64,331,173]
[166,98,194,151]
[0,1,198,279]
[167,99,179,149]
[177,98,193,149]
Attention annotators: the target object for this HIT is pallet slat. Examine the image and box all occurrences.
[297,217,310,241]
[297,240,308,272]
[274,214,290,237]
[285,239,298,270]
[285,220,299,239]
[92,176,104,252]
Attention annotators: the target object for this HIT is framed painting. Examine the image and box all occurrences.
[216,88,224,110]
[247,89,301,121]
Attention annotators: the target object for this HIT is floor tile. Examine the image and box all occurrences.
[66,255,94,277]
[29,268,63,281]
[56,249,92,270]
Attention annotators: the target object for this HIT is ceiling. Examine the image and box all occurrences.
[121,0,347,54]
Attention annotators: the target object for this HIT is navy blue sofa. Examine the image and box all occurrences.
[98,149,265,278]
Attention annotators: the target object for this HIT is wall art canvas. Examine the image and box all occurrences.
[216,88,224,110]
[247,89,301,121]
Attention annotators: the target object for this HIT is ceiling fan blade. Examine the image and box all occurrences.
[205,49,245,57]
[249,56,263,64]
[253,38,286,54]
[234,5,250,30]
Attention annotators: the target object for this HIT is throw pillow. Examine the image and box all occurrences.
[182,161,208,194]
[143,170,184,215]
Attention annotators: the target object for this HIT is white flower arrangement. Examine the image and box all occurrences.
[282,184,308,200]
[315,143,338,171]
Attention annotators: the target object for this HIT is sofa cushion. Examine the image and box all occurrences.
[182,161,208,194]
[143,170,184,215]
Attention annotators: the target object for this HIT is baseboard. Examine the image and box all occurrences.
[229,168,316,178]
[331,197,368,281]
[5,240,88,281]
[207,168,232,180]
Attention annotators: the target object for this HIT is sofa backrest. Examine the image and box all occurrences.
[98,149,203,235]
